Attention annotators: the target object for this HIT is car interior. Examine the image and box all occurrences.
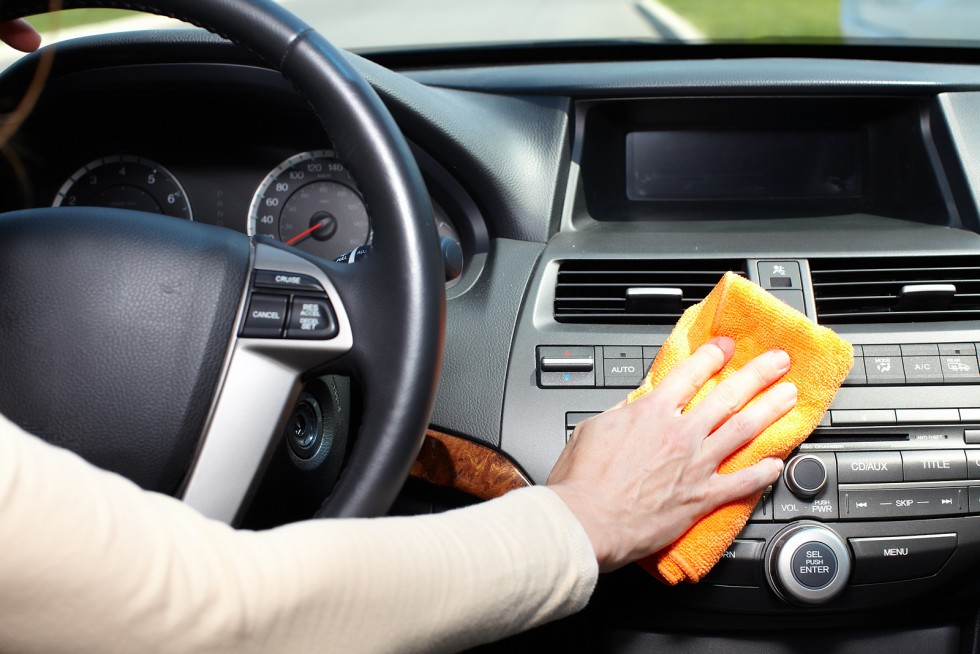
[2,0,980,652]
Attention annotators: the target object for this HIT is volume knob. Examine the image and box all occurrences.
[783,454,827,499]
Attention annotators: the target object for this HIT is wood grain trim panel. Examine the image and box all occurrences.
[410,429,532,500]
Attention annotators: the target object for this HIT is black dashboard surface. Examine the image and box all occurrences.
[6,29,980,653]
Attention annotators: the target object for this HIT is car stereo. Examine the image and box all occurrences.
[504,249,980,612]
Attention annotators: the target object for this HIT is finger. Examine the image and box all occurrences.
[608,398,628,411]
[0,19,41,53]
[701,382,797,465]
[634,336,734,414]
[686,349,790,434]
[707,457,784,507]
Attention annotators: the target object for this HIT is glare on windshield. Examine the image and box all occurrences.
[14,0,980,57]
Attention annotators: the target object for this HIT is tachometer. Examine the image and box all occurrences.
[248,150,371,260]
[53,155,192,219]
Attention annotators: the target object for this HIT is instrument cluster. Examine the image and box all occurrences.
[47,149,464,274]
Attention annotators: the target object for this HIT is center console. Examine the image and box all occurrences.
[499,94,980,612]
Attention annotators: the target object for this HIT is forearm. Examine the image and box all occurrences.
[0,415,596,653]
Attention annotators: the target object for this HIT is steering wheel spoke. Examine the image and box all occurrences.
[180,241,355,524]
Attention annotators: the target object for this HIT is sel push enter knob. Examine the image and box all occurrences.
[766,523,851,606]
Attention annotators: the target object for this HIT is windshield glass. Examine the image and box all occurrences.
[10,0,980,61]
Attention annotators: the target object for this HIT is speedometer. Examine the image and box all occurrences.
[248,150,371,260]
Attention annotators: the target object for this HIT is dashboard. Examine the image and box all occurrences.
[0,60,473,279]
[5,29,980,654]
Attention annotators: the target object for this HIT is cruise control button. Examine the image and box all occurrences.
[253,270,325,292]
[849,534,956,584]
[285,297,337,339]
[241,294,288,338]
[903,450,966,481]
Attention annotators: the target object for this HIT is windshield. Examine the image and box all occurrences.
[9,0,980,62]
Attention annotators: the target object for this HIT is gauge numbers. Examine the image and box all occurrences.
[248,150,371,260]
[53,155,192,219]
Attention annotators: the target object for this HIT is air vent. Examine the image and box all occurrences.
[811,255,980,324]
[554,259,746,324]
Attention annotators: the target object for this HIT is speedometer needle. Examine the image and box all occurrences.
[285,221,325,246]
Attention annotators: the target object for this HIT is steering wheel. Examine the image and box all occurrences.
[0,0,444,522]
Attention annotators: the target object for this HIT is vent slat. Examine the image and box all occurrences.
[813,279,980,287]
[554,260,746,325]
[812,256,980,325]
[812,266,980,275]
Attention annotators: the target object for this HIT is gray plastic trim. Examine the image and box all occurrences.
[181,242,353,524]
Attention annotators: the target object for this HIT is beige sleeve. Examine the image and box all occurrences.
[0,414,597,653]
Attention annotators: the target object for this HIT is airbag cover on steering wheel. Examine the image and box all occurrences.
[627,272,853,585]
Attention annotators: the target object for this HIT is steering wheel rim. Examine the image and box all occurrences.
[0,0,444,520]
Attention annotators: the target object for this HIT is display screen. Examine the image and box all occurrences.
[626,130,863,202]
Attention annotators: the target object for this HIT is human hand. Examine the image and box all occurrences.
[547,336,795,572]
[0,19,41,53]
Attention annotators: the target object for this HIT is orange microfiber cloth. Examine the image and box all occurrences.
[627,271,853,585]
